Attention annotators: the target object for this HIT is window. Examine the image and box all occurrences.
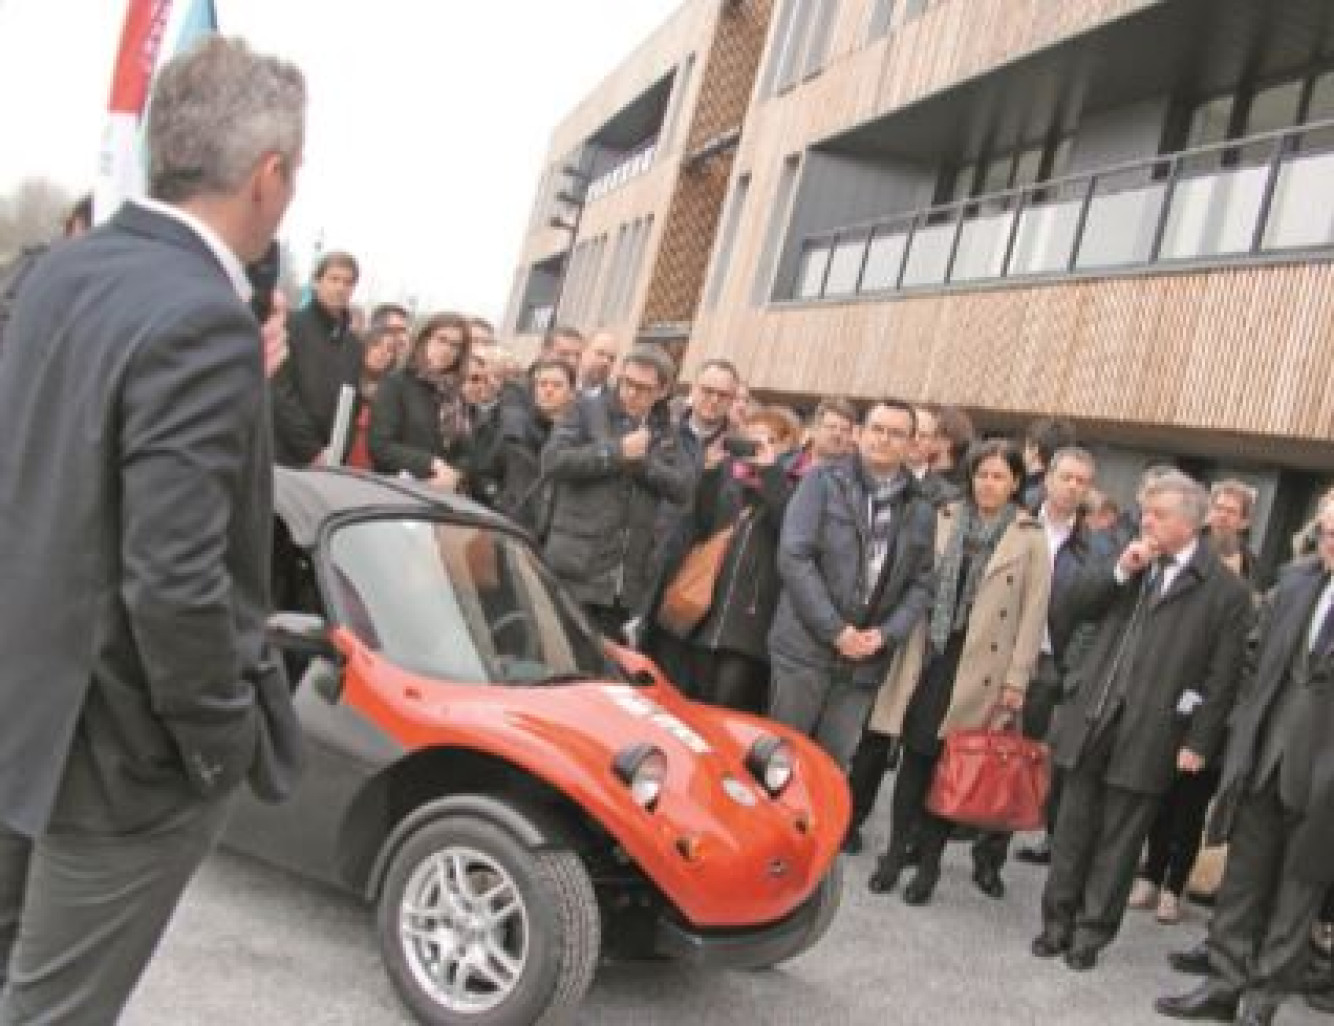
[801,0,840,81]
[823,231,869,296]
[1245,80,1304,137]
[705,173,751,308]
[773,0,817,94]
[902,0,928,20]
[866,0,895,41]
[598,224,630,324]
[753,155,801,304]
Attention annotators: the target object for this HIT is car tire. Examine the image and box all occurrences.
[739,857,845,970]
[376,813,600,1026]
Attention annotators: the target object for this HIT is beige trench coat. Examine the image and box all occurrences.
[868,503,1051,738]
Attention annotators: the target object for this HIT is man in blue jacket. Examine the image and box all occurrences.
[768,399,936,768]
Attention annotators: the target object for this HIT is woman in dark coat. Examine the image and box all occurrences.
[669,406,802,713]
[368,312,474,490]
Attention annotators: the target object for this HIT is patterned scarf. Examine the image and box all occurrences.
[929,501,1017,653]
[415,365,470,450]
[862,465,908,601]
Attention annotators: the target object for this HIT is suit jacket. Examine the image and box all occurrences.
[0,202,301,837]
[1209,557,1334,882]
[1052,540,1254,796]
[869,505,1051,736]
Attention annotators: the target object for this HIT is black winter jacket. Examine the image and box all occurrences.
[271,301,362,467]
[541,392,695,614]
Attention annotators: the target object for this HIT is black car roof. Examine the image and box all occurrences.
[274,468,508,547]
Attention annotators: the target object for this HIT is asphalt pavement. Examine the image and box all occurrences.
[122,813,1329,1026]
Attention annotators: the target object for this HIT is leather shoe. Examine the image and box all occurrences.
[902,865,939,906]
[1152,980,1239,1021]
[1169,942,1214,976]
[1031,931,1070,958]
[1064,946,1098,972]
[973,861,1005,899]
[1016,838,1052,865]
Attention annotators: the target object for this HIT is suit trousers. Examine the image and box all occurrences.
[1042,734,1161,952]
[1207,773,1325,1004]
[769,657,874,770]
[1140,765,1221,895]
[0,796,231,1025]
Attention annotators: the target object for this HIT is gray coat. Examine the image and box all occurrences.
[1052,541,1254,796]
[1208,557,1334,883]
[0,202,300,838]
[768,457,936,686]
[541,392,695,614]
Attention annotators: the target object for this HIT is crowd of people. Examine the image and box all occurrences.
[269,250,1334,1023]
[1,33,1329,1023]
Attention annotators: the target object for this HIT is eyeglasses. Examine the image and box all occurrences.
[620,377,659,396]
[865,424,912,440]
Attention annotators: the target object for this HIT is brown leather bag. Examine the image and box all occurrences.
[656,526,735,636]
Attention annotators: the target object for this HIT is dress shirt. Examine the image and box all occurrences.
[133,197,251,303]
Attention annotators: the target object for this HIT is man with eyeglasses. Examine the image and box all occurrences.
[542,345,694,641]
[1156,497,1334,1025]
[768,400,936,768]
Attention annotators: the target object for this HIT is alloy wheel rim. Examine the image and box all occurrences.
[399,846,530,1014]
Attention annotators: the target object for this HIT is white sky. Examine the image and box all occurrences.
[0,0,681,323]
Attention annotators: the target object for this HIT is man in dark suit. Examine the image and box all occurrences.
[1156,497,1334,1025]
[1033,471,1253,972]
[0,37,305,1022]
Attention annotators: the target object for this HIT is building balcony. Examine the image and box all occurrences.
[785,119,1334,304]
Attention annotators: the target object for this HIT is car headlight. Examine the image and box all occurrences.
[612,743,667,810]
[746,735,794,797]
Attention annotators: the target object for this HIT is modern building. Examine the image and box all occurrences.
[505,0,1334,575]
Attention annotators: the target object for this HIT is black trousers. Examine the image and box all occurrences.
[1042,740,1161,952]
[848,731,898,834]
[1140,766,1221,895]
[885,746,1008,871]
[1022,653,1065,837]
[1207,773,1326,1004]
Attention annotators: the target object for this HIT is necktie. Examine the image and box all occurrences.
[1146,554,1174,595]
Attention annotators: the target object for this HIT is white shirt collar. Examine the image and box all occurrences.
[133,197,252,303]
[1039,502,1077,534]
[1167,538,1199,569]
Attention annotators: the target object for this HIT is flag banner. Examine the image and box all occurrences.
[95,0,219,223]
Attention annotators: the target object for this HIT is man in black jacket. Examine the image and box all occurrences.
[0,38,304,1021]
[542,345,695,640]
[1156,497,1334,1025]
[271,250,363,466]
[768,400,936,768]
[1034,471,1253,972]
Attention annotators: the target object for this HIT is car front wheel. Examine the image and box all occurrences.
[377,813,600,1025]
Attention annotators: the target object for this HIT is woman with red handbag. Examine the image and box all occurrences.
[867,439,1051,906]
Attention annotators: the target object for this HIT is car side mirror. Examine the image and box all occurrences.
[266,612,338,661]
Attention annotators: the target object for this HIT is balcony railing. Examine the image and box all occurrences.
[585,139,659,204]
[787,119,1334,303]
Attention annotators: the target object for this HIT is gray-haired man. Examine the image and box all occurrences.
[0,37,305,1021]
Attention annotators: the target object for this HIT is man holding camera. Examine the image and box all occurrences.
[768,400,936,768]
[542,345,695,641]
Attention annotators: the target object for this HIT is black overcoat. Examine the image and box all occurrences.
[1052,541,1254,796]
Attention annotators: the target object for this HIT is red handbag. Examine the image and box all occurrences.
[926,710,1050,833]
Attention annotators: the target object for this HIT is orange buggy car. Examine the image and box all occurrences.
[228,468,849,1025]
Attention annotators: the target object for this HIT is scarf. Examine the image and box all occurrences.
[929,501,1017,653]
[415,365,470,450]
[861,465,908,603]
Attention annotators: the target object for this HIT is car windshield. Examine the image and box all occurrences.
[325,517,621,686]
